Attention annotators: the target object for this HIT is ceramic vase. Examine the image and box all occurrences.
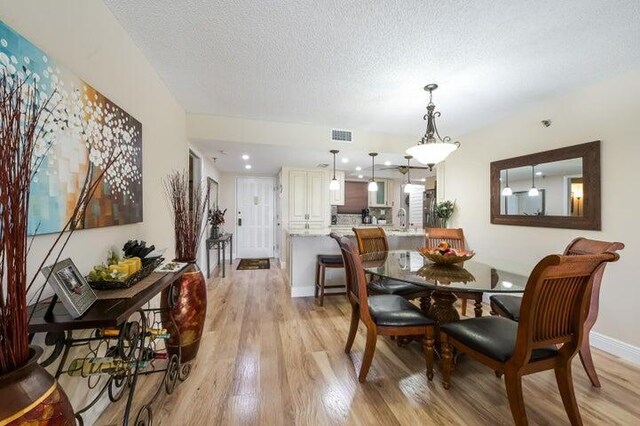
[160,262,207,363]
[0,346,75,426]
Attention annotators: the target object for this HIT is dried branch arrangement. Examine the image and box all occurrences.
[163,171,209,262]
[0,71,119,374]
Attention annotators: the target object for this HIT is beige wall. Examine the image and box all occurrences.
[0,0,190,422]
[444,68,640,349]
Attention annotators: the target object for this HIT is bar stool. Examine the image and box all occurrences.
[314,254,345,306]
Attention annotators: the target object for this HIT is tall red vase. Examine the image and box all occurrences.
[161,263,207,363]
[0,346,75,425]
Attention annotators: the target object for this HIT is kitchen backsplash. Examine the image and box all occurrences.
[331,206,392,226]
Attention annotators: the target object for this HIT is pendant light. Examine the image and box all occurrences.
[368,153,378,192]
[528,165,539,196]
[406,84,460,169]
[501,169,513,196]
[403,155,414,194]
[329,149,340,191]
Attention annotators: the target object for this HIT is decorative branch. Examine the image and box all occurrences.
[163,171,209,262]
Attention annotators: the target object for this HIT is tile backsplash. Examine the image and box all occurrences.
[331,206,391,225]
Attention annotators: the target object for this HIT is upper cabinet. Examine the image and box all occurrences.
[368,179,392,207]
[329,171,345,206]
[289,170,326,227]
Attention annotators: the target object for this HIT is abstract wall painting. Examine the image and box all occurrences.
[0,20,143,235]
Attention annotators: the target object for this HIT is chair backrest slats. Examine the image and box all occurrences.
[352,227,389,255]
[562,237,624,327]
[426,228,466,251]
[330,232,372,320]
[513,253,619,362]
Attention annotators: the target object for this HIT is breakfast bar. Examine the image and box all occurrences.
[285,227,425,297]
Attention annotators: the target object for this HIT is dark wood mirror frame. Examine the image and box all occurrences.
[490,141,601,230]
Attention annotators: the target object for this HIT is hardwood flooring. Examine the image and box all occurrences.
[96,262,640,425]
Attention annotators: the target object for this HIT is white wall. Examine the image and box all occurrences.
[444,68,640,352]
[0,0,190,422]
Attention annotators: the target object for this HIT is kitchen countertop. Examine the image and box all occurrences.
[286,228,425,237]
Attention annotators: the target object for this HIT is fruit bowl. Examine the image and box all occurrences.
[418,241,475,265]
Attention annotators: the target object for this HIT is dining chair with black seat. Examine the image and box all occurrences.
[489,237,624,388]
[426,227,482,317]
[330,232,435,383]
[352,227,428,298]
[431,252,619,426]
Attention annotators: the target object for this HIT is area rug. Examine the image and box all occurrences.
[237,258,271,270]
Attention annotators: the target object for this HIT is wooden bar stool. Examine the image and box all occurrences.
[314,254,345,306]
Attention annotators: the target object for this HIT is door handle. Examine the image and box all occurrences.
[238,218,242,226]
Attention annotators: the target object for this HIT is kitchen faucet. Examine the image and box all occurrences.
[397,208,407,230]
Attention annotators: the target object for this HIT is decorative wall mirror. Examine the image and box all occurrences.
[490,141,600,230]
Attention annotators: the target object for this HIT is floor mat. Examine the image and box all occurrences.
[237,258,271,270]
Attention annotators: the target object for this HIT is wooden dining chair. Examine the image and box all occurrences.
[490,237,624,387]
[426,228,482,317]
[431,252,619,425]
[352,227,428,298]
[329,232,435,382]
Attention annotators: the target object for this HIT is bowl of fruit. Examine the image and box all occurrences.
[418,241,475,265]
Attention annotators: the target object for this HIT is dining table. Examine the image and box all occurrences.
[362,250,528,327]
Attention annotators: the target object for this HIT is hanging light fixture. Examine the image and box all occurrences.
[404,155,414,194]
[329,149,340,191]
[528,165,539,196]
[501,169,513,196]
[406,84,460,169]
[368,153,378,192]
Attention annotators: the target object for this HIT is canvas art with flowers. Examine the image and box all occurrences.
[0,20,143,235]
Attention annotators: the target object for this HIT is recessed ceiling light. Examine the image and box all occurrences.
[245,164,252,169]
[355,166,362,171]
[358,174,363,179]
[341,158,349,163]
[420,178,426,182]
[535,171,543,176]
[242,154,249,160]
[384,160,392,166]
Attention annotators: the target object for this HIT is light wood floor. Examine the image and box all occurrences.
[96,262,640,425]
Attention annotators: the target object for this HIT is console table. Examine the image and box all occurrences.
[206,233,233,278]
[28,267,189,426]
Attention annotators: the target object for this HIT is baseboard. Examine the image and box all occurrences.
[590,331,640,366]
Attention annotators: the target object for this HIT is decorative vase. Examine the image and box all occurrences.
[210,225,219,240]
[160,262,207,363]
[0,346,75,426]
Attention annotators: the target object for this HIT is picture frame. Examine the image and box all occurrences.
[41,258,97,319]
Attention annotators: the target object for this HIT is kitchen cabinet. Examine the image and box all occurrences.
[368,179,392,207]
[329,171,345,205]
[289,170,326,229]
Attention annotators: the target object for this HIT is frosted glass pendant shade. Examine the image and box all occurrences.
[501,186,513,196]
[368,181,378,192]
[528,187,539,197]
[329,178,340,191]
[406,141,458,166]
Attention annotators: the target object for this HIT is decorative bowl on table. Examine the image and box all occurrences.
[418,241,475,265]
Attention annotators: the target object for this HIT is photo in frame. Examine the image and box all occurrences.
[41,258,97,319]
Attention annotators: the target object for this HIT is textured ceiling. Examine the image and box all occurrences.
[104,0,640,136]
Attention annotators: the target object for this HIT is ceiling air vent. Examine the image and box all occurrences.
[331,129,353,143]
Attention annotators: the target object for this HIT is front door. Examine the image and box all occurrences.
[236,177,275,258]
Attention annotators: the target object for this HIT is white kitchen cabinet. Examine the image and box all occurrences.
[329,171,345,206]
[368,179,393,207]
[289,170,326,229]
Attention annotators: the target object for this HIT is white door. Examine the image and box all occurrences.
[236,177,275,258]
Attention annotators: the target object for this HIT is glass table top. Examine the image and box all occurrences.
[361,250,527,293]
